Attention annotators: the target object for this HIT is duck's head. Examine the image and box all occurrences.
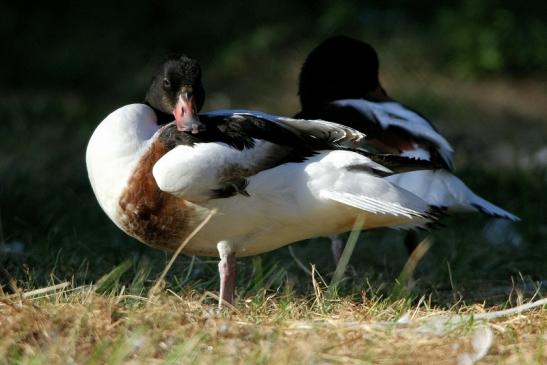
[145,54,206,132]
[298,35,382,110]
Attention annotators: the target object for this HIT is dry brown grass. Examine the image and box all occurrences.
[1,282,545,365]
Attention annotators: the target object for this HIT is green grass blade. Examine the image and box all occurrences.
[327,215,365,298]
[129,255,152,296]
[390,237,432,299]
[94,259,132,294]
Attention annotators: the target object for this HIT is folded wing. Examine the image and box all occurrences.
[305,99,455,170]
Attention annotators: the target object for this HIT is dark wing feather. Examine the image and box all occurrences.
[156,110,436,200]
[297,101,454,170]
[350,153,439,177]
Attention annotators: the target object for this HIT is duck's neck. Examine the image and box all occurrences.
[144,101,174,125]
[86,103,160,221]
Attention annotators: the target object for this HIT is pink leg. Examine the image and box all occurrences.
[217,242,236,308]
[330,235,345,265]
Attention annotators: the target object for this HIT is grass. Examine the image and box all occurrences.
[1,274,545,364]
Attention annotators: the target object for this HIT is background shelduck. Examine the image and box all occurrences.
[86,55,442,306]
[296,36,519,262]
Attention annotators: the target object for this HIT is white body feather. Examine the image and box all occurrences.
[331,99,518,221]
[386,170,519,220]
[87,104,438,257]
[86,104,158,222]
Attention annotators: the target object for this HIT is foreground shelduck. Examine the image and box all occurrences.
[296,36,519,261]
[86,55,441,306]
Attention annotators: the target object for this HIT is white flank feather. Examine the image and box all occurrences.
[320,191,429,218]
[386,170,519,221]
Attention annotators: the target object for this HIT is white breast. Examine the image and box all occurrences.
[86,104,160,222]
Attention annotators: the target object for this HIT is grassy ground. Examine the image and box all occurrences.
[1,87,546,363]
[1,35,547,363]
[1,279,546,364]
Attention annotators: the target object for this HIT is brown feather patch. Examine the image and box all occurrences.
[368,131,416,154]
[118,140,196,251]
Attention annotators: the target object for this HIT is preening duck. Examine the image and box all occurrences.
[86,54,441,306]
[296,36,519,260]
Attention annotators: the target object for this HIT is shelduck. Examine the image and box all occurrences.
[296,36,519,261]
[86,54,442,306]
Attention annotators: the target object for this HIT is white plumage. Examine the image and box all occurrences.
[386,170,519,220]
[331,99,518,221]
[87,104,439,260]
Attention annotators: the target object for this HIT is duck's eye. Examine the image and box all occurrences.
[163,79,171,88]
